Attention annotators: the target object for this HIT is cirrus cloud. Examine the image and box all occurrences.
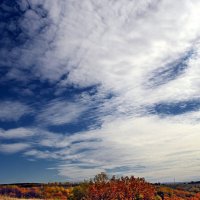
[1,0,200,182]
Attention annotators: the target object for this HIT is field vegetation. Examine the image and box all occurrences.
[0,173,200,200]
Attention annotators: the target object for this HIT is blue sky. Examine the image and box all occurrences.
[0,0,200,183]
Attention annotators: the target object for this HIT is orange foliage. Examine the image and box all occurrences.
[86,175,155,200]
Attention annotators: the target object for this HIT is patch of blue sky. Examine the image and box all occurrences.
[147,50,194,88]
[0,153,63,183]
[0,0,48,41]
[0,115,35,130]
[0,0,27,48]
[47,110,101,134]
[0,67,100,103]
[0,71,108,134]
[45,87,114,133]
[74,147,98,155]
[0,0,51,75]
[149,99,200,116]
[106,165,146,174]
[46,113,101,135]
[71,138,101,145]
[63,159,102,170]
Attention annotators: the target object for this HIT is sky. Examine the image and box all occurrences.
[0,0,200,184]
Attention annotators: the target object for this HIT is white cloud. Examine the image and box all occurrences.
[51,115,200,182]
[9,0,200,112]
[0,143,31,154]
[0,128,36,139]
[2,0,200,182]
[37,100,87,126]
[0,101,31,121]
[15,114,199,182]
[24,149,59,159]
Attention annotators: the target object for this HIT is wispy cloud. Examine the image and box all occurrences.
[0,143,31,154]
[52,115,200,182]
[0,101,32,121]
[0,128,36,139]
[1,0,200,182]
[37,99,87,126]
[2,114,193,181]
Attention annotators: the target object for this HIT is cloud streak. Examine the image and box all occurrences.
[37,99,87,126]
[1,0,200,182]
[0,143,31,154]
[0,101,31,122]
[0,128,36,139]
